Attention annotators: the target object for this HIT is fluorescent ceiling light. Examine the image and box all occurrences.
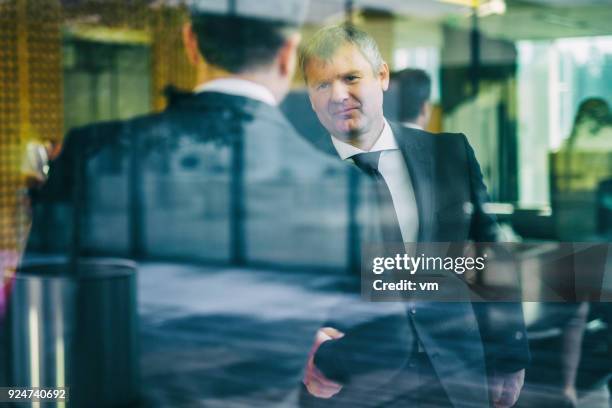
[437,0,506,16]
[437,0,478,7]
[478,0,506,16]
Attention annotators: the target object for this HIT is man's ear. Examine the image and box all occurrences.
[182,23,200,67]
[421,101,433,122]
[422,101,432,122]
[379,61,390,91]
[277,32,302,77]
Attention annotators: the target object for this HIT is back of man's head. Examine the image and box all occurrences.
[395,68,431,124]
[188,0,307,73]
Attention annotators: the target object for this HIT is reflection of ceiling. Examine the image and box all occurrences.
[59,0,612,40]
[306,0,612,40]
[447,3,612,40]
[305,0,469,23]
[520,0,611,6]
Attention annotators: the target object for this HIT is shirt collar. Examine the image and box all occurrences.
[194,78,278,106]
[402,121,423,130]
[330,119,398,161]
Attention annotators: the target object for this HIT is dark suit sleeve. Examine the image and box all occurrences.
[313,314,414,384]
[461,133,499,242]
[461,134,531,373]
[31,121,126,203]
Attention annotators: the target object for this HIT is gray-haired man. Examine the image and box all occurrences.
[299,23,529,408]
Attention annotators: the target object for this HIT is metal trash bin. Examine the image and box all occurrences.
[5,259,139,408]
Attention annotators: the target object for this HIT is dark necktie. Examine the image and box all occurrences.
[353,152,422,353]
[352,151,404,244]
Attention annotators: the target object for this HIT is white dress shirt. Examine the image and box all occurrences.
[194,78,277,106]
[331,120,419,243]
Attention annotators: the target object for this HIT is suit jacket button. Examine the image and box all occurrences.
[515,331,524,340]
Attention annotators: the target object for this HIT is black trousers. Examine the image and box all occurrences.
[299,351,453,408]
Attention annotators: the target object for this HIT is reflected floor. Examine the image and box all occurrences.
[135,262,610,407]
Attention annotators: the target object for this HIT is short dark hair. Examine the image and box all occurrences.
[191,14,295,74]
[395,68,431,123]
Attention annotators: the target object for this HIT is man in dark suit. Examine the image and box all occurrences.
[42,1,308,207]
[33,2,356,405]
[299,23,529,408]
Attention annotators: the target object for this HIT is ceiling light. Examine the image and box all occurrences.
[478,0,506,16]
[437,0,506,16]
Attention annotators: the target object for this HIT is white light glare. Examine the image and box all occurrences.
[478,0,506,17]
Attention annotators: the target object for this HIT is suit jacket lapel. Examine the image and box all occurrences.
[390,122,436,242]
[299,121,437,243]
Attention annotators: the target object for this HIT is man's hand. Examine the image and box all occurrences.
[489,369,525,408]
[302,327,345,398]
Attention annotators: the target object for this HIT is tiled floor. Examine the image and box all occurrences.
[137,262,355,407]
[135,262,611,408]
[2,258,609,407]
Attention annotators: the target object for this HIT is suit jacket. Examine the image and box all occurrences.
[31,91,347,404]
[33,91,347,258]
[308,122,530,408]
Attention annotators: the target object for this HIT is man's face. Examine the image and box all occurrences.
[305,43,389,141]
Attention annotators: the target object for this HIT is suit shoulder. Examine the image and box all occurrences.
[433,132,471,161]
[393,123,467,146]
[430,130,467,143]
[121,110,172,132]
[65,111,167,140]
[61,119,128,152]
[67,119,125,137]
[436,132,470,150]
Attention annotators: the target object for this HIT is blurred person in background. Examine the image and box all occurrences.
[556,97,612,407]
[395,68,432,131]
[1,138,57,388]
[1,140,57,318]
[565,98,612,151]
